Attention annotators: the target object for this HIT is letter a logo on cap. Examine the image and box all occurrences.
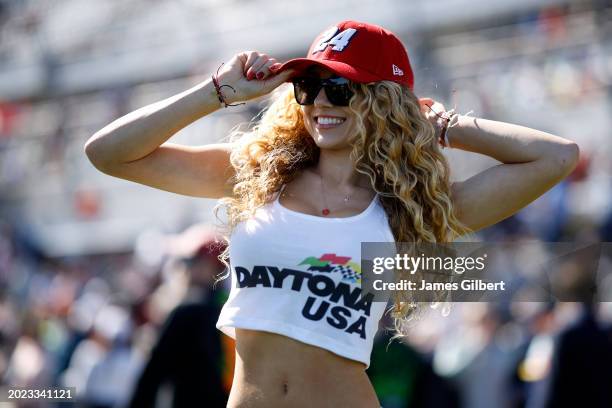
[392,64,404,76]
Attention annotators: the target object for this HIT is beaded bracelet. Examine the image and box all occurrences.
[211,63,245,108]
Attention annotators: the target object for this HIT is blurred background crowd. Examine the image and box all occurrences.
[1,0,611,407]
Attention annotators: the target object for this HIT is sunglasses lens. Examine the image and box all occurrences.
[292,76,354,106]
[293,78,320,106]
[325,85,353,106]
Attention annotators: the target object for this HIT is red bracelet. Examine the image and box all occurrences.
[212,63,245,108]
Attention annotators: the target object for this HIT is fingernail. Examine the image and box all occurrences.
[256,72,264,80]
[270,63,281,71]
[247,72,255,80]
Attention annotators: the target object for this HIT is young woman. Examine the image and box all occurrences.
[85,20,579,408]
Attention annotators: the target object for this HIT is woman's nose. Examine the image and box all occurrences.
[313,87,332,107]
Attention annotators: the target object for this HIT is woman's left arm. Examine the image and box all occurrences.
[444,114,579,232]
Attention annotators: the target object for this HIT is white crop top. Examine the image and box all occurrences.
[216,187,395,367]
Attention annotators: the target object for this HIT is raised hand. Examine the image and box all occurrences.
[214,51,295,105]
[418,97,447,127]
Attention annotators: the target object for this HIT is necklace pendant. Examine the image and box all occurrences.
[343,195,350,203]
[322,208,330,216]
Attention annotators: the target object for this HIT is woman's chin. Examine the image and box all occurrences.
[312,133,352,151]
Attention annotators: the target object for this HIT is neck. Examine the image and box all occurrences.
[314,147,370,189]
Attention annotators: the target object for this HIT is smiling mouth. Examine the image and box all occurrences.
[315,116,346,127]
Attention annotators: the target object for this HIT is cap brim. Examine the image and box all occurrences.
[276,58,380,83]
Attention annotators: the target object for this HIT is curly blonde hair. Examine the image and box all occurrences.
[216,80,472,333]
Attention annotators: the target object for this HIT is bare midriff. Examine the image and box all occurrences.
[227,328,381,408]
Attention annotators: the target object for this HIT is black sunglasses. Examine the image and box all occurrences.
[292,76,354,107]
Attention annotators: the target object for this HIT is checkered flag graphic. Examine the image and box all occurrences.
[332,265,361,283]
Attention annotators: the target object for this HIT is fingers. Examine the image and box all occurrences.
[262,69,295,89]
[254,59,278,80]
[244,51,280,81]
[250,56,271,79]
[419,97,434,109]
[243,51,259,76]
[430,101,446,116]
[418,98,446,118]
[243,52,278,80]
[238,51,287,82]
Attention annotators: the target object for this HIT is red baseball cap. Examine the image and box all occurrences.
[277,20,414,89]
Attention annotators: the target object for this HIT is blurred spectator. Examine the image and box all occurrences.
[508,302,557,408]
[128,225,231,408]
[544,303,612,408]
[368,314,460,408]
[61,303,143,408]
[543,251,612,408]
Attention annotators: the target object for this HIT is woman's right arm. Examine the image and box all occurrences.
[84,51,294,199]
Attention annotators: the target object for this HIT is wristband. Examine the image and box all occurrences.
[439,117,450,148]
[212,63,245,108]
[444,111,462,148]
[437,109,469,149]
[436,109,455,149]
[426,103,474,149]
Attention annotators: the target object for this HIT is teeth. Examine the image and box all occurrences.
[317,117,345,125]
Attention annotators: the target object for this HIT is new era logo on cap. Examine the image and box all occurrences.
[392,64,404,76]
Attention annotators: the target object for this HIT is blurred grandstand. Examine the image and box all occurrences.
[0,0,611,407]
